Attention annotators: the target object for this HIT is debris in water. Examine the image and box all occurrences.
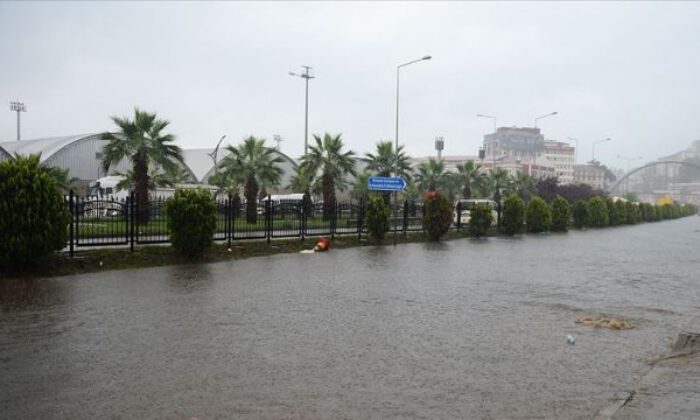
[576,316,634,330]
[99,261,103,267]
[567,335,576,345]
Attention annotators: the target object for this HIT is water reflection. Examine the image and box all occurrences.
[0,278,68,313]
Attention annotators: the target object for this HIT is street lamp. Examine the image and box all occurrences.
[592,137,612,163]
[10,101,26,141]
[289,66,314,155]
[207,134,227,181]
[534,111,558,128]
[395,55,431,157]
[476,113,497,170]
[617,154,643,196]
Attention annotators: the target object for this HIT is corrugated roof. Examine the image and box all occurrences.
[0,134,97,162]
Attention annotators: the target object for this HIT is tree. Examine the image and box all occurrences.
[535,176,560,203]
[364,141,412,205]
[454,160,482,199]
[606,198,621,226]
[468,204,493,238]
[423,191,453,241]
[351,172,371,201]
[165,188,217,258]
[550,195,571,232]
[512,171,537,202]
[415,158,447,192]
[485,168,512,198]
[365,195,391,242]
[299,133,357,219]
[587,196,609,227]
[0,155,70,269]
[101,108,185,223]
[501,193,525,236]
[525,196,552,233]
[572,200,590,228]
[220,136,284,224]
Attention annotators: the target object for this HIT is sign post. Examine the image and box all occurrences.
[367,176,407,245]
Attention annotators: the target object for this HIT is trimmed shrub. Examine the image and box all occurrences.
[587,197,609,228]
[165,188,217,257]
[0,155,70,269]
[468,203,493,238]
[423,191,453,241]
[614,200,628,224]
[525,196,552,233]
[550,195,572,232]
[501,193,526,236]
[365,195,390,242]
[572,200,590,229]
[624,202,640,224]
[606,198,620,226]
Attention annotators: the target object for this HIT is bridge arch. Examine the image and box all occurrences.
[610,160,700,193]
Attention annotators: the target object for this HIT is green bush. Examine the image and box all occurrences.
[0,155,70,269]
[365,195,390,242]
[587,197,609,228]
[468,203,493,238]
[550,195,571,232]
[624,202,640,224]
[606,199,620,226]
[165,188,217,257]
[525,196,552,233]
[501,193,525,236]
[423,191,453,241]
[572,200,590,228]
[614,201,627,224]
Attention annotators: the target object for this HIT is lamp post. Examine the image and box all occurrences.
[394,55,431,245]
[476,113,497,170]
[534,111,558,128]
[592,137,612,163]
[617,154,643,196]
[10,101,26,141]
[289,66,314,155]
[207,134,227,181]
[395,56,431,155]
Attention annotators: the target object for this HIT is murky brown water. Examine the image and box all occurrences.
[2,217,699,419]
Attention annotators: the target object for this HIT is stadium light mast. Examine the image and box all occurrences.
[10,101,26,141]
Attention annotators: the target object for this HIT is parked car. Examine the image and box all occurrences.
[453,199,498,226]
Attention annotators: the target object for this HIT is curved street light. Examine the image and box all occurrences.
[534,111,557,128]
[592,137,612,162]
[395,55,431,156]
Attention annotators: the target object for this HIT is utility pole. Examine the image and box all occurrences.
[273,134,282,151]
[289,66,314,155]
[10,101,26,141]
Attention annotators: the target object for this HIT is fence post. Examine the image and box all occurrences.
[331,199,337,240]
[227,194,232,249]
[69,190,74,257]
[403,199,409,238]
[456,201,462,231]
[266,194,272,245]
[357,197,364,241]
[300,199,305,242]
[130,191,135,252]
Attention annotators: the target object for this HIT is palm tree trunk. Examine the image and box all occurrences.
[462,183,471,199]
[134,153,150,224]
[245,174,258,224]
[322,172,335,220]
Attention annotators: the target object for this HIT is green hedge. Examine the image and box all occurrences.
[165,188,217,257]
[550,195,571,232]
[423,191,453,241]
[572,200,590,228]
[0,155,70,269]
[525,196,552,233]
[468,203,493,238]
[365,195,390,242]
[501,194,525,236]
[587,197,609,228]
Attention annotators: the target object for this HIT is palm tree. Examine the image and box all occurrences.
[485,167,512,199]
[101,108,184,223]
[415,158,447,192]
[299,133,357,219]
[454,160,483,199]
[364,141,413,180]
[220,136,284,224]
[364,140,413,204]
[511,171,537,201]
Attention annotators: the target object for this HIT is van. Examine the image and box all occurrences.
[453,199,498,226]
[259,194,311,215]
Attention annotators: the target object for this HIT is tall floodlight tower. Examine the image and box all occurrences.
[289,66,314,155]
[10,101,27,141]
[435,136,445,160]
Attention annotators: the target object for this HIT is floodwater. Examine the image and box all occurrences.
[2,218,699,419]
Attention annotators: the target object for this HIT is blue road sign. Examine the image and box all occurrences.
[367,176,407,192]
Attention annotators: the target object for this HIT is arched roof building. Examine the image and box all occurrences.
[0,134,299,189]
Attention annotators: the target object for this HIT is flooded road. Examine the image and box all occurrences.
[2,217,699,419]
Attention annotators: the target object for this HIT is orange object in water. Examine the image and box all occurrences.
[313,237,331,252]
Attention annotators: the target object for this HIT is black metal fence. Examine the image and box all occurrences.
[65,192,470,255]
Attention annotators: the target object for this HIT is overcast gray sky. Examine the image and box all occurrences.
[1,1,699,169]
